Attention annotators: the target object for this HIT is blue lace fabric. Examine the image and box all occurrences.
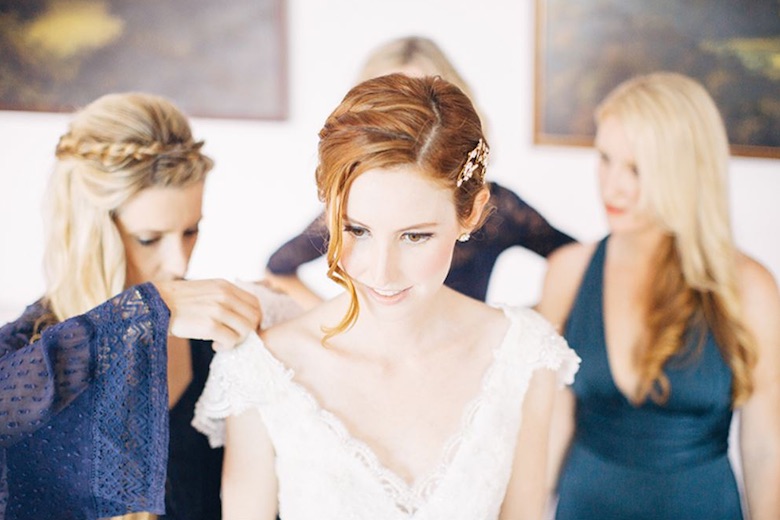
[0,283,170,520]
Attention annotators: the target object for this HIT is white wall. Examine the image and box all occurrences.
[1,0,778,322]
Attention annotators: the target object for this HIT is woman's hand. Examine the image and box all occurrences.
[154,279,263,351]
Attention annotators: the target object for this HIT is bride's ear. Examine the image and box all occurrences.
[462,186,491,233]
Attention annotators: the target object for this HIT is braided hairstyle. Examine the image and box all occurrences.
[42,92,213,323]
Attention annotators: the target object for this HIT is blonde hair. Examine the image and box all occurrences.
[316,74,488,340]
[596,72,756,405]
[356,36,486,125]
[42,92,213,323]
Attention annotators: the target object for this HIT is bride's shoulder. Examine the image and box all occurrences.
[259,297,344,364]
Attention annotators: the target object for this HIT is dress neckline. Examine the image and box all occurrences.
[253,305,518,515]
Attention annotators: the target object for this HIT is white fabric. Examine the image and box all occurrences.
[193,306,579,520]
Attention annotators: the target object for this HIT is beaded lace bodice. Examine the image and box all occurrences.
[194,306,579,520]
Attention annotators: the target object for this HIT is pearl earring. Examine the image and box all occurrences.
[457,232,471,243]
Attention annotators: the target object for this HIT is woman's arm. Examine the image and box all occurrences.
[0,279,261,447]
[499,368,557,520]
[264,213,330,309]
[263,270,325,310]
[222,408,278,520]
[488,183,576,258]
[0,284,169,447]
[738,258,780,519]
[534,243,593,501]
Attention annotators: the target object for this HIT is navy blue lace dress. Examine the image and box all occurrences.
[0,283,170,520]
[555,238,743,519]
[266,182,575,302]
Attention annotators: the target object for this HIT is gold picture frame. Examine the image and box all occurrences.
[534,0,780,158]
[0,0,287,120]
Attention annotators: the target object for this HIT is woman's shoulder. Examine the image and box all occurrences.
[736,253,780,330]
[259,295,346,365]
[546,240,598,271]
[498,305,580,386]
[737,253,777,290]
[536,241,600,327]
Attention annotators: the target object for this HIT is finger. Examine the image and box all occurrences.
[216,281,264,331]
[210,302,259,344]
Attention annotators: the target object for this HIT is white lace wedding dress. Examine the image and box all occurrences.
[193,306,579,520]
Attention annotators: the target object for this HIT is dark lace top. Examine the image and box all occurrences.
[0,283,170,520]
[266,182,575,301]
[162,339,223,520]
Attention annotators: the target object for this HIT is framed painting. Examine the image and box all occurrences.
[534,0,780,158]
[0,0,287,120]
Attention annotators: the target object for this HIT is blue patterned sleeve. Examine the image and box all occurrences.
[0,282,171,516]
[0,283,169,447]
[84,282,170,515]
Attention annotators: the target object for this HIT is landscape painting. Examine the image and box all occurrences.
[0,0,287,119]
[534,0,780,158]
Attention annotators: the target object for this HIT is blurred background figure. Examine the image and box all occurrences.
[538,72,780,520]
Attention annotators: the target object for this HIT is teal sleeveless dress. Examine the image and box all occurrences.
[555,238,743,519]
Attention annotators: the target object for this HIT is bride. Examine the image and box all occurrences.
[194,73,579,520]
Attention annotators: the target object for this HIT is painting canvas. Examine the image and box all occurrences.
[0,0,287,119]
[534,0,780,158]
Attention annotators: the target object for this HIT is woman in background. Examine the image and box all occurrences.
[538,72,780,519]
[0,92,298,520]
[265,35,574,308]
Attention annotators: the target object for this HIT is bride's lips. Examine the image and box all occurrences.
[366,286,410,304]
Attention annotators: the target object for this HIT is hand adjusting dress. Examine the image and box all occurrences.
[554,237,744,520]
[193,306,579,520]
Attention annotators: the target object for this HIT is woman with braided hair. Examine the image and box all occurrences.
[0,92,300,520]
[193,74,579,520]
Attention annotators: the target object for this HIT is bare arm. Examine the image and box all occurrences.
[500,368,557,520]
[222,408,278,520]
[263,270,325,310]
[738,259,780,519]
[534,243,593,497]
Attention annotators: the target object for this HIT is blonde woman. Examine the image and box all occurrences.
[538,72,780,519]
[0,93,295,519]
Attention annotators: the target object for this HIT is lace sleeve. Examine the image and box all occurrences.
[486,183,575,257]
[86,283,170,515]
[0,283,171,516]
[0,302,94,446]
[510,307,581,387]
[192,333,287,448]
[0,284,169,447]
[238,282,303,330]
[265,212,329,275]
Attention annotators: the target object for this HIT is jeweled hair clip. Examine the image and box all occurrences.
[456,138,489,188]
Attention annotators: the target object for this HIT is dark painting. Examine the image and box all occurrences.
[534,0,780,158]
[0,0,287,119]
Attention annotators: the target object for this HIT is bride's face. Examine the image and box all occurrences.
[339,166,464,317]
